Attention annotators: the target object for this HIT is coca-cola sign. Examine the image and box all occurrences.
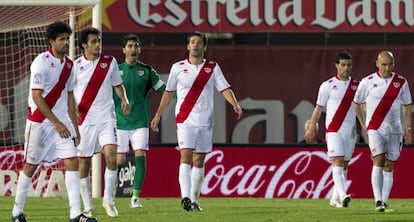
[101,0,414,32]
[125,146,414,198]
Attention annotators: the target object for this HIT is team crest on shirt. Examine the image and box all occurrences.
[50,62,55,68]
[204,67,212,73]
[67,63,72,69]
[100,63,108,69]
[393,82,400,88]
[137,70,144,76]
[351,85,357,90]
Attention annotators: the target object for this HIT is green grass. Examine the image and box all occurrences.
[1,197,414,222]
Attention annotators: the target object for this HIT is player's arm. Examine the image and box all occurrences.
[354,102,366,137]
[32,89,70,138]
[151,91,175,132]
[403,104,412,144]
[114,84,130,115]
[221,88,243,119]
[67,91,80,145]
[304,105,323,143]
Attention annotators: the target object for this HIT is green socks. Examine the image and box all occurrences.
[133,156,146,192]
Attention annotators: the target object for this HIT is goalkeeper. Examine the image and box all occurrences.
[114,34,166,208]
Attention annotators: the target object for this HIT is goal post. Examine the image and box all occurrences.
[0,0,103,198]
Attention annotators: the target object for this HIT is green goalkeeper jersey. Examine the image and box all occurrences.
[114,61,165,130]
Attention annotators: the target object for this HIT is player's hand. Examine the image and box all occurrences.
[304,129,316,144]
[54,121,71,138]
[404,128,412,144]
[151,115,161,132]
[121,100,130,115]
[234,104,243,119]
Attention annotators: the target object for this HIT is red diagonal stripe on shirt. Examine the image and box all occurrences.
[28,57,73,123]
[326,78,359,132]
[176,61,216,123]
[77,56,112,125]
[367,73,405,130]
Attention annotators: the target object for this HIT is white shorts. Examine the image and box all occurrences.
[116,128,149,153]
[326,132,355,161]
[368,129,402,161]
[78,121,117,157]
[177,124,213,153]
[24,120,77,165]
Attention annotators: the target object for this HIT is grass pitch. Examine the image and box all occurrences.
[1,197,414,222]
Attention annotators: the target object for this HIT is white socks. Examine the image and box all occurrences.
[371,165,383,202]
[80,176,93,211]
[179,163,191,198]
[191,167,204,203]
[332,166,346,198]
[66,171,81,218]
[12,172,31,217]
[382,171,393,205]
[103,168,117,203]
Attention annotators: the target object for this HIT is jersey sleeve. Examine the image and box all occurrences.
[29,55,46,90]
[213,63,230,92]
[316,81,329,107]
[400,79,412,105]
[67,68,75,92]
[165,63,178,92]
[110,57,123,86]
[149,66,166,92]
[354,78,368,104]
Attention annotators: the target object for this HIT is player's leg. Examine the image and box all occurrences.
[190,152,206,211]
[12,122,47,221]
[177,123,195,211]
[129,128,149,208]
[189,125,212,211]
[102,144,118,217]
[77,124,98,216]
[381,134,402,213]
[326,132,349,207]
[12,163,37,221]
[368,130,386,211]
[179,149,193,211]
[115,129,129,202]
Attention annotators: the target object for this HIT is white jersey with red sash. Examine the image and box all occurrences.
[166,59,230,126]
[354,72,412,132]
[27,50,74,124]
[316,76,359,133]
[73,55,123,125]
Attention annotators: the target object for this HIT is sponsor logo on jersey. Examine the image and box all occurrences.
[33,73,42,84]
[100,63,108,69]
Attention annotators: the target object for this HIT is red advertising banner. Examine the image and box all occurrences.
[97,0,414,32]
[4,145,413,199]
[139,146,414,199]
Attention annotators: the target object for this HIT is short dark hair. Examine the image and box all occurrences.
[78,27,100,51]
[335,51,352,64]
[123,34,140,47]
[187,32,208,46]
[46,21,72,41]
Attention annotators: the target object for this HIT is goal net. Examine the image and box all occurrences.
[0,1,101,197]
